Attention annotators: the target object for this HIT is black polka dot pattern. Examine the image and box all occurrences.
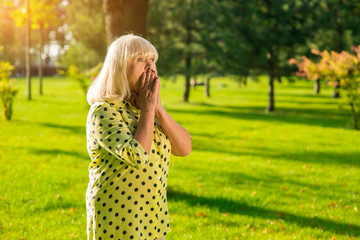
[86,100,172,240]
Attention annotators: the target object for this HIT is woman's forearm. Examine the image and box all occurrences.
[133,110,155,153]
[155,108,192,156]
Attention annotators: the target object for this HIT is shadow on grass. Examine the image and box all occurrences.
[247,146,359,166]
[167,104,350,129]
[15,119,86,135]
[38,122,85,135]
[191,132,360,166]
[167,188,360,237]
[28,147,88,160]
[277,92,337,99]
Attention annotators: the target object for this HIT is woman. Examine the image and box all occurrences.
[85,33,191,240]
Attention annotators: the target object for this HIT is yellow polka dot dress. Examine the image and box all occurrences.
[85,99,171,240]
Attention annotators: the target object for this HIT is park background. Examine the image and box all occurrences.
[0,0,360,239]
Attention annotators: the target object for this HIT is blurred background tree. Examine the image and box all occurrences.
[1,0,360,109]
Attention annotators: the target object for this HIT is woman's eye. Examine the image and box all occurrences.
[137,58,144,62]
[150,58,155,62]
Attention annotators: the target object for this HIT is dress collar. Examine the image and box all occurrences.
[104,99,140,113]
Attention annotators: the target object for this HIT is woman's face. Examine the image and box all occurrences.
[127,55,157,92]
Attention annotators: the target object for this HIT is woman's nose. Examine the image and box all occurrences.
[145,64,153,71]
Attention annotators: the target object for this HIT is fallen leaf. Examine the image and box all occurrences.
[197,212,206,217]
[276,211,285,218]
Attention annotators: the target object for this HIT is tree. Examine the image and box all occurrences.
[312,0,360,98]
[148,0,205,102]
[63,0,107,68]
[196,0,253,95]
[240,0,322,112]
[9,0,64,98]
[290,47,360,129]
[0,2,18,64]
[0,46,18,121]
[25,0,31,100]
[31,0,62,95]
[103,0,149,47]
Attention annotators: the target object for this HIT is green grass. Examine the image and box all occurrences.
[0,75,359,240]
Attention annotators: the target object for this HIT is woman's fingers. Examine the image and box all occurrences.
[137,68,159,112]
[155,77,160,93]
[145,68,152,82]
[139,72,146,89]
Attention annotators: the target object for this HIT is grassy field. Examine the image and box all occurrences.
[0,75,359,240]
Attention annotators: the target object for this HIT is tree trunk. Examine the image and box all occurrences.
[183,54,191,102]
[243,75,247,86]
[205,76,210,97]
[333,79,340,98]
[183,2,192,103]
[266,48,275,112]
[103,0,149,47]
[26,0,31,100]
[314,79,320,95]
[349,101,359,130]
[335,0,344,52]
[266,69,275,112]
[277,75,282,83]
[39,22,43,95]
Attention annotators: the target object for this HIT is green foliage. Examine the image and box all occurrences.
[147,0,190,76]
[59,63,102,103]
[62,0,107,66]
[0,48,18,121]
[290,46,360,129]
[57,41,103,70]
[9,0,61,29]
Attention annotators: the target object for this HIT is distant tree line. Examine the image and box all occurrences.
[1,0,360,110]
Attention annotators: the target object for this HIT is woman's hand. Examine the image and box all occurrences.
[151,70,165,114]
[137,68,159,113]
[132,68,159,153]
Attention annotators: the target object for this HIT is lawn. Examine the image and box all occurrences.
[0,75,359,240]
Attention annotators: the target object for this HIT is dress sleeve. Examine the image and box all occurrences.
[90,101,149,169]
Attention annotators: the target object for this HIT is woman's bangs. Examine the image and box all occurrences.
[128,38,158,62]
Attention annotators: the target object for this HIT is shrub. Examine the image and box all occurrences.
[59,63,102,104]
[0,60,18,121]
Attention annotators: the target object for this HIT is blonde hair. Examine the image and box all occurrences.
[86,33,158,105]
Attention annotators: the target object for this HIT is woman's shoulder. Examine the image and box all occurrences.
[89,99,132,115]
[89,99,140,120]
[90,99,122,110]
